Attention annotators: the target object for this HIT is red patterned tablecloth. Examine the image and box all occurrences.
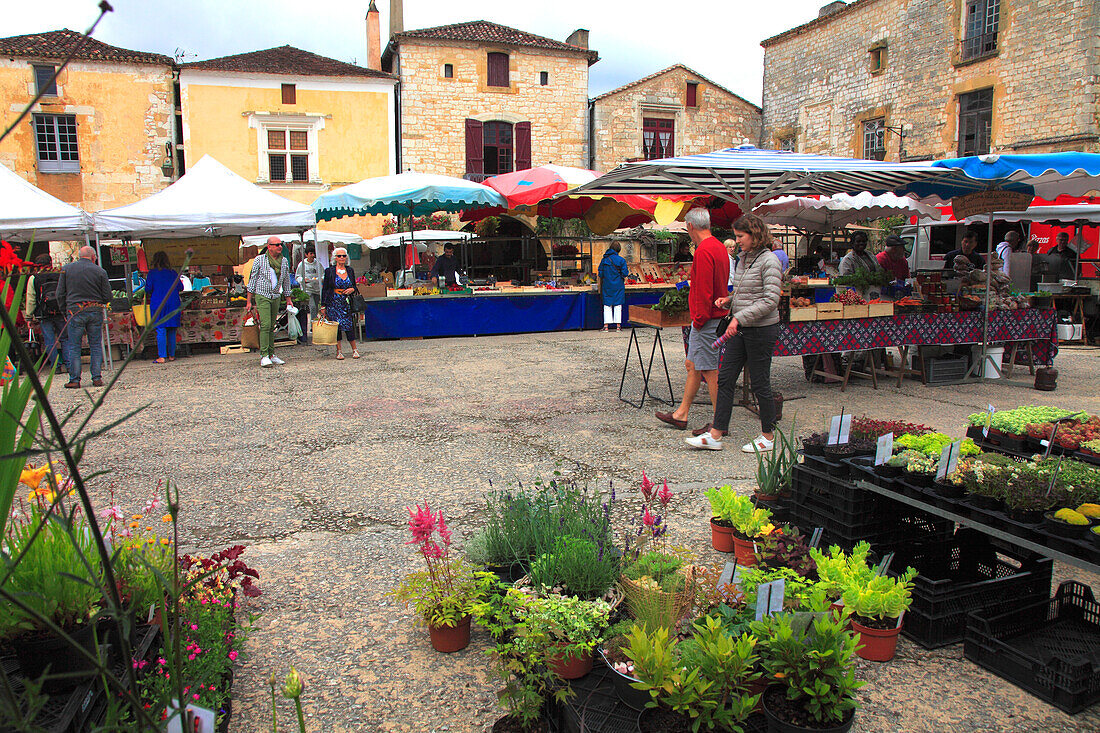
[108,307,247,349]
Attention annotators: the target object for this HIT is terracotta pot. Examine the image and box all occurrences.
[427,615,472,653]
[547,646,593,679]
[850,616,902,662]
[731,535,757,567]
[710,518,736,553]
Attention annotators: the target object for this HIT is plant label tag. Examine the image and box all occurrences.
[983,404,995,438]
[166,701,215,733]
[754,579,786,620]
[809,528,824,549]
[936,441,961,480]
[717,562,736,590]
[874,433,894,466]
[876,552,895,577]
[147,603,156,624]
[828,414,852,446]
[946,440,962,475]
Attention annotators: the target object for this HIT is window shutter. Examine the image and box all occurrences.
[686,82,698,108]
[487,52,509,87]
[465,118,484,176]
[514,122,532,170]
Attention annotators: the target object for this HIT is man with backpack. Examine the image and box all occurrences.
[24,254,68,373]
[56,245,113,388]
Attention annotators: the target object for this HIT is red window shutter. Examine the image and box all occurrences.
[514,122,531,170]
[465,118,484,176]
[487,52,509,87]
[686,82,698,108]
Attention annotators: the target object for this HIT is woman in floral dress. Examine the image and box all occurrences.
[320,247,359,359]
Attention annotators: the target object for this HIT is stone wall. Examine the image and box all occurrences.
[0,59,174,211]
[762,0,1100,159]
[396,39,591,176]
[591,66,762,172]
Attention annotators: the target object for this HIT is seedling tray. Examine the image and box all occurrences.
[965,581,1100,714]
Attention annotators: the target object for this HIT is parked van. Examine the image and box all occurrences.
[902,220,1029,272]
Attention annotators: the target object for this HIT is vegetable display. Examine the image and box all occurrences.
[832,269,891,289]
[653,286,689,314]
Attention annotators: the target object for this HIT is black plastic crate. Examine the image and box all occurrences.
[891,529,1053,649]
[791,464,883,521]
[965,581,1100,714]
[925,355,968,384]
[787,498,954,555]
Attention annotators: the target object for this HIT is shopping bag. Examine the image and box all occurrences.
[287,315,302,340]
[240,319,260,349]
[312,319,338,345]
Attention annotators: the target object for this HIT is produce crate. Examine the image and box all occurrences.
[627,304,691,328]
[892,529,1053,649]
[867,302,894,317]
[356,283,387,298]
[816,302,843,319]
[789,306,817,322]
[842,304,869,319]
[964,581,1100,714]
[924,355,968,384]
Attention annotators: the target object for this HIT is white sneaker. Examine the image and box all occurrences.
[742,435,775,453]
[260,356,273,368]
[270,355,285,365]
[685,434,723,450]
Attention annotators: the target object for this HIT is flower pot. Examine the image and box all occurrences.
[932,479,966,499]
[486,561,527,586]
[875,463,904,479]
[427,615,472,653]
[965,425,986,443]
[1006,507,1045,525]
[639,705,697,732]
[599,648,650,710]
[968,494,1003,512]
[801,439,825,456]
[761,686,856,733]
[547,646,593,679]
[732,535,758,567]
[11,623,100,693]
[1042,512,1091,540]
[904,470,934,489]
[850,616,902,662]
[491,715,551,733]
[1092,528,1100,550]
[711,517,737,553]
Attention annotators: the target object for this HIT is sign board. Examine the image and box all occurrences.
[142,236,239,268]
[951,191,1033,220]
[755,579,786,621]
[166,701,215,733]
[935,440,962,481]
[874,433,894,466]
[108,244,137,266]
[828,414,852,446]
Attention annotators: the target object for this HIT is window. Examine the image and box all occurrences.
[778,136,796,152]
[281,84,296,104]
[265,128,310,182]
[33,114,79,173]
[863,118,886,160]
[33,65,57,96]
[642,118,674,160]
[487,52,509,87]
[958,88,993,155]
[444,63,454,78]
[962,0,999,60]
[869,45,886,73]
[483,121,513,175]
[465,119,530,179]
[539,71,549,86]
[686,82,698,108]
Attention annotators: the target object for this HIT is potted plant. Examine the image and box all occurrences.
[520,594,611,679]
[874,453,907,479]
[1042,508,1091,540]
[599,619,650,710]
[753,525,815,579]
[801,432,827,456]
[1002,466,1057,524]
[528,535,621,601]
[389,504,494,652]
[626,617,760,732]
[899,450,936,489]
[1080,438,1100,461]
[840,568,918,662]
[703,486,773,564]
[755,422,797,502]
[808,542,875,614]
[957,457,1009,512]
[1092,525,1100,549]
[620,550,697,631]
[1077,503,1100,525]
[751,612,864,733]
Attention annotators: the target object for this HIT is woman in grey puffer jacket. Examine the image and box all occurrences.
[686,214,782,453]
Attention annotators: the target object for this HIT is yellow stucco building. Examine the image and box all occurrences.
[0,29,175,218]
[179,45,397,242]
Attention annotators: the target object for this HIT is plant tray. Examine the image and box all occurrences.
[964,581,1100,714]
[627,304,691,328]
[892,529,1053,649]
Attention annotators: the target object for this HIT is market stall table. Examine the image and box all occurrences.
[108,307,248,354]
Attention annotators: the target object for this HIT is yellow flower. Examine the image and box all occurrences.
[160,538,171,546]
[19,465,50,491]
[760,523,776,537]
[129,521,140,529]
[132,514,143,521]
[161,514,173,523]
[146,538,155,545]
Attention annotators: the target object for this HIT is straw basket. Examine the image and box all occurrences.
[619,565,698,629]
[312,319,339,345]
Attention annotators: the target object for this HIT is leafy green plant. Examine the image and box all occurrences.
[831,268,890,288]
[751,612,864,726]
[885,454,909,468]
[808,542,875,603]
[703,486,773,537]
[755,420,797,497]
[967,406,1083,435]
[624,551,685,593]
[753,525,814,578]
[895,432,979,457]
[840,568,917,623]
[625,618,760,732]
[1052,508,1089,525]
[737,566,814,612]
[1077,503,1100,519]
[529,535,620,600]
[518,594,611,663]
[653,286,689,314]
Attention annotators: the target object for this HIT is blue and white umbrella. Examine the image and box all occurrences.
[902,152,1100,203]
[566,145,946,210]
[311,171,507,220]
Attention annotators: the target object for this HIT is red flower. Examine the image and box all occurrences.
[406,504,437,545]
[639,472,655,503]
[657,480,672,508]
[642,505,655,527]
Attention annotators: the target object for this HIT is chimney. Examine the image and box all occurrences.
[565,28,589,49]
[366,1,381,70]
[818,1,847,18]
[390,0,404,40]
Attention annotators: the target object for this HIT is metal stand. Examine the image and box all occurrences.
[618,325,674,409]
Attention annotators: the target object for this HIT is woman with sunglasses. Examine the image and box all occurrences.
[320,247,360,359]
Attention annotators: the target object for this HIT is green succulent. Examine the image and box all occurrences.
[1053,508,1089,526]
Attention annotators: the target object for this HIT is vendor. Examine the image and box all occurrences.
[191,267,212,290]
[838,232,881,276]
[875,235,910,281]
[1045,232,1077,282]
[943,231,986,271]
[794,243,830,276]
[673,241,694,262]
[429,243,459,288]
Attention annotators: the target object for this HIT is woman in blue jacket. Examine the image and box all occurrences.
[144,251,184,363]
[597,242,630,332]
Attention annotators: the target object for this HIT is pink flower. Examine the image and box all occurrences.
[420,541,444,559]
[228,651,238,661]
[436,511,452,546]
[642,505,655,528]
[406,504,438,545]
[193,694,200,700]
[188,654,196,660]
[640,472,655,503]
[658,480,672,507]
[104,505,125,522]
[190,624,198,631]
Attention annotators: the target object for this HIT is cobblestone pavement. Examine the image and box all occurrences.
[58,332,1100,732]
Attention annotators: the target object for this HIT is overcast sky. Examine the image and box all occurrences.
[11,0,832,105]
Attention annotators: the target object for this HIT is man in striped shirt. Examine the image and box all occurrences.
[245,237,294,367]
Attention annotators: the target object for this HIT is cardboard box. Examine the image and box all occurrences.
[867,302,894,317]
[628,305,692,328]
[843,304,869,319]
[816,303,843,319]
[356,283,388,298]
[789,307,817,322]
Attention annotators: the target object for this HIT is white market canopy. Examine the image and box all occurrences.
[754,192,943,232]
[955,203,1100,226]
[240,229,367,249]
[0,162,91,241]
[93,155,316,239]
[363,230,474,251]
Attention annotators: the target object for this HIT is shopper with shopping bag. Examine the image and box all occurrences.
[245,237,294,368]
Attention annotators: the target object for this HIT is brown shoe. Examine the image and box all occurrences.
[655,411,688,429]
[692,422,729,437]
[64,380,80,389]
[92,378,105,387]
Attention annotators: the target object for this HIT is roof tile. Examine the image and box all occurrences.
[394,20,598,62]
[0,29,171,66]
[184,45,395,79]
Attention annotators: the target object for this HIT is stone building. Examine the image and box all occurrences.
[590,64,762,172]
[0,29,175,212]
[180,43,396,239]
[761,0,1100,160]
[381,18,598,179]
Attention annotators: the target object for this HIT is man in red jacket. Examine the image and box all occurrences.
[656,208,730,429]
